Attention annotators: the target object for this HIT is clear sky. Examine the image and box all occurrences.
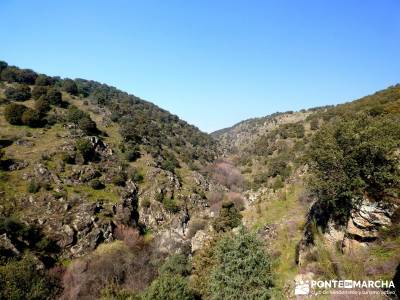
[1,0,399,132]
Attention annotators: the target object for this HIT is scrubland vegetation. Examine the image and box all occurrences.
[0,59,399,299]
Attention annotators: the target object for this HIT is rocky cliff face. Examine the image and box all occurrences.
[297,196,399,279]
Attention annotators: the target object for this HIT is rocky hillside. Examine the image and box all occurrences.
[214,84,400,297]
[0,61,241,299]
[0,59,399,299]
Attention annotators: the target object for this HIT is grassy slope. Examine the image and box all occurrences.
[242,183,306,296]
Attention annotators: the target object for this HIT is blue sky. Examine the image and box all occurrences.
[1,0,399,132]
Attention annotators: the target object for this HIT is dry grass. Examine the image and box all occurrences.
[243,183,306,293]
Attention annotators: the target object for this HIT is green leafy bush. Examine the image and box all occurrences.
[212,201,242,232]
[112,174,126,187]
[78,116,97,135]
[66,106,98,135]
[128,168,144,183]
[4,103,27,125]
[159,254,190,276]
[1,67,37,84]
[142,274,194,300]
[66,106,86,124]
[32,86,48,100]
[62,79,78,95]
[21,109,43,127]
[35,74,54,86]
[209,228,273,300]
[125,146,141,162]
[27,180,40,193]
[61,152,75,164]
[310,118,319,130]
[0,255,60,300]
[4,84,31,101]
[75,138,93,162]
[90,179,105,190]
[45,87,62,106]
[163,198,180,213]
[34,96,51,114]
[308,114,400,226]
[142,254,194,300]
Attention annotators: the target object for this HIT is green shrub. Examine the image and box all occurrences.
[78,116,97,135]
[90,179,105,190]
[66,106,98,135]
[125,147,141,162]
[268,158,290,178]
[62,79,78,95]
[4,103,27,125]
[1,67,37,84]
[142,274,194,300]
[159,254,190,276]
[163,198,180,213]
[308,114,400,226]
[61,152,75,164]
[34,96,51,114]
[0,61,8,73]
[112,174,126,187]
[212,201,242,232]
[160,151,180,173]
[21,109,43,127]
[27,180,40,193]
[66,106,87,124]
[75,138,93,162]
[128,168,144,183]
[310,118,319,130]
[209,228,273,299]
[0,255,60,300]
[187,218,206,238]
[31,86,48,100]
[4,84,31,101]
[35,74,53,86]
[272,175,284,190]
[45,87,62,106]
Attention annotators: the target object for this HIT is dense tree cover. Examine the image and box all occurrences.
[4,84,31,101]
[0,67,37,84]
[0,61,218,169]
[308,113,400,226]
[73,79,218,165]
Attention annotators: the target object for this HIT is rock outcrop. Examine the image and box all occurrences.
[297,197,398,266]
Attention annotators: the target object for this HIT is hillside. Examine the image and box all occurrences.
[0,61,232,299]
[0,59,399,299]
[215,84,400,297]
